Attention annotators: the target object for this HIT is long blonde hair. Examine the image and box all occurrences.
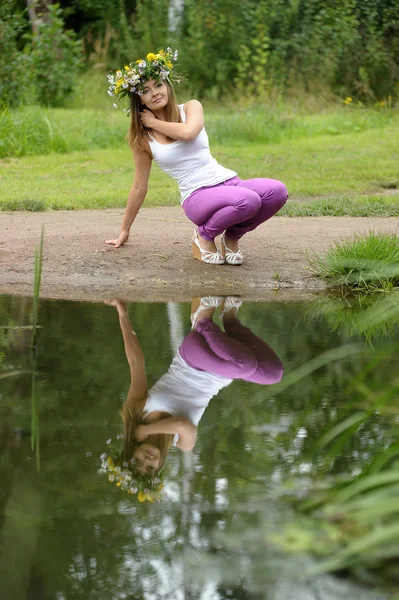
[127,81,182,152]
[120,400,174,471]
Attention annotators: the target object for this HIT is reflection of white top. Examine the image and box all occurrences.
[148,104,237,204]
[145,350,232,427]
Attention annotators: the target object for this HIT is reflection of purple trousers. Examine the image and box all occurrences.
[179,317,284,384]
[182,176,288,242]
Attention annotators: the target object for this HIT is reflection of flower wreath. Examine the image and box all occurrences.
[99,436,164,502]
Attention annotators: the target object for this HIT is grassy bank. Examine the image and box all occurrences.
[1,104,398,214]
[1,131,398,214]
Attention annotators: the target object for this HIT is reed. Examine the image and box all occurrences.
[269,294,399,584]
[31,225,44,469]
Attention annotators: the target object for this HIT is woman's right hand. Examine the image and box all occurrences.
[105,230,129,248]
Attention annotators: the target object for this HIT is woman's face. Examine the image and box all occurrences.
[140,80,169,110]
[133,442,161,475]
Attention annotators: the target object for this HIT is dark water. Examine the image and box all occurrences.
[0,295,397,600]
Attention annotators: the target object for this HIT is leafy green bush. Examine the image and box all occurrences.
[0,1,82,107]
[26,4,83,106]
[0,0,35,106]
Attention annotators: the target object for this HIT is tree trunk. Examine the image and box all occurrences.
[168,0,185,34]
[25,0,39,34]
[25,0,52,34]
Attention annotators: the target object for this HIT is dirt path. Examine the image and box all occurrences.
[0,208,398,302]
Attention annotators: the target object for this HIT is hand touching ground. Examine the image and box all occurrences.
[105,230,129,248]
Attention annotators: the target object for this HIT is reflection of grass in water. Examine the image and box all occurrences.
[308,291,399,344]
[270,296,399,584]
[308,232,399,293]
[31,225,44,470]
[0,369,31,379]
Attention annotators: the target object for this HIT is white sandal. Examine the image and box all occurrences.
[192,229,225,265]
[220,296,243,319]
[221,234,244,265]
[190,296,223,329]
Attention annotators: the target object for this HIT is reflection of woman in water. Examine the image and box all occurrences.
[103,297,283,500]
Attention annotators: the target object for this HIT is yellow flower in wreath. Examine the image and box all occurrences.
[138,490,147,502]
[147,53,157,62]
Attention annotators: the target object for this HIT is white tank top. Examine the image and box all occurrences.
[148,104,237,204]
[145,350,232,442]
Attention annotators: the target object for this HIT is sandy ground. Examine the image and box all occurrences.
[0,208,398,302]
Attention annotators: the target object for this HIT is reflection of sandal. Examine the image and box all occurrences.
[220,296,243,319]
[221,234,243,265]
[192,229,225,264]
[190,296,223,329]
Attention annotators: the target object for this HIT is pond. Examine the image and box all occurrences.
[0,294,398,600]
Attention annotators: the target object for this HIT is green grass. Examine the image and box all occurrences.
[0,106,127,158]
[1,103,398,159]
[1,124,399,213]
[308,232,399,292]
[283,195,399,217]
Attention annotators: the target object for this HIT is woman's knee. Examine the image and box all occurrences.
[267,363,284,384]
[236,190,261,217]
[230,353,258,378]
[274,181,288,208]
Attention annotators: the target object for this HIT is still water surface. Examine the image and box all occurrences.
[0,295,396,600]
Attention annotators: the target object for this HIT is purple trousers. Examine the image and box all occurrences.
[179,317,284,384]
[182,176,288,241]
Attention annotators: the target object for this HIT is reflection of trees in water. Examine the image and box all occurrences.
[0,296,396,598]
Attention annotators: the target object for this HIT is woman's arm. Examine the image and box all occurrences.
[106,300,148,406]
[105,147,152,248]
[141,100,204,141]
[136,417,197,451]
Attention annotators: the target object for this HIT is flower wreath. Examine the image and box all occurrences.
[99,436,164,502]
[107,47,182,111]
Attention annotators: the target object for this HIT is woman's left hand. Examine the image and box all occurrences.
[140,109,156,128]
[135,424,149,442]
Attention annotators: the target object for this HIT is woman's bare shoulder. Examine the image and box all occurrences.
[132,139,153,162]
[183,99,203,110]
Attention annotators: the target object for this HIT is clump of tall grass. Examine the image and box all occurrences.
[1,96,398,158]
[0,105,127,158]
[308,232,399,292]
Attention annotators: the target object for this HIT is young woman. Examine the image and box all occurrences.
[102,297,284,499]
[105,48,288,265]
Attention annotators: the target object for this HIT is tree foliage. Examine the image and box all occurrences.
[0,1,82,107]
[1,0,399,105]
